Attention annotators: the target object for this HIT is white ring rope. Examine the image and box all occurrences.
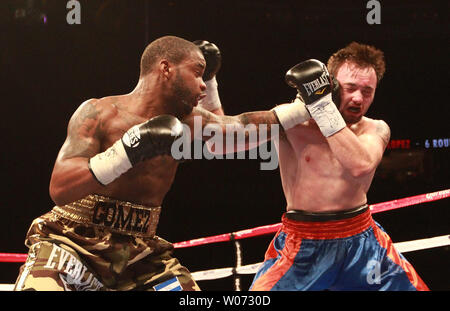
[1,188,448,290]
[191,234,450,282]
[0,235,448,290]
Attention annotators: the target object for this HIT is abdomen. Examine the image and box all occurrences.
[97,156,179,206]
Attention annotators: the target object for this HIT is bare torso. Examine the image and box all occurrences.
[99,97,183,207]
[278,118,377,212]
[50,46,207,207]
[52,94,179,207]
[96,97,179,206]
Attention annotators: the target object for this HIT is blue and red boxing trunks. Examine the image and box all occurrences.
[250,205,428,291]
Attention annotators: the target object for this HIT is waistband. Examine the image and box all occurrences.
[51,194,161,238]
[281,205,373,239]
[285,205,369,222]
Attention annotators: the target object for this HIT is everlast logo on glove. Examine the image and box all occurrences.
[302,73,330,96]
[122,125,141,148]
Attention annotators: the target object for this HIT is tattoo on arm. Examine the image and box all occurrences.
[191,107,286,143]
[237,111,277,126]
[62,101,102,159]
[237,110,286,139]
[376,121,391,146]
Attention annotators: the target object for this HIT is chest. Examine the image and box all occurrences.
[100,110,146,149]
[286,125,343,174]
[99,110,178,176]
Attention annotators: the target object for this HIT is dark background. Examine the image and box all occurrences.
[0,0,448,291]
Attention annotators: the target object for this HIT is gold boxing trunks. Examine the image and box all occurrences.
[14,194,200,291]
[51,194,161,238]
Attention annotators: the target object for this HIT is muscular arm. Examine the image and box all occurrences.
[326,120,390,177]
[184,106,283,154]
[210,107,224,116]
[49,100,105,206]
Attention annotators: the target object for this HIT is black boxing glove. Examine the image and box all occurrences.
[285,59,346,137]
[89,115,183,185]
[194,40,223,112]
[331,75,341,108]
[193,40,221,81]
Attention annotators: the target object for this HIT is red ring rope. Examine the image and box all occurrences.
[173,188,449,248]
[1,188,448,261]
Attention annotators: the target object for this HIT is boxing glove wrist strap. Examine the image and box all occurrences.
[198,77,222,111]
[88,140,132,185]
[272,97,311,130]
[307,93,346,137]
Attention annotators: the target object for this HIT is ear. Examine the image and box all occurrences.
[159,60,171,80]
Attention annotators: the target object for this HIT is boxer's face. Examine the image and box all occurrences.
[335,61,377,124]
[171,51,207,115]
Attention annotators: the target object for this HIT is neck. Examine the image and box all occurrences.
[129,76,181,119]
[347,117,367,132]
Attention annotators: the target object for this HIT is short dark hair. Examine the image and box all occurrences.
[327,42,386,84]
[140,36,198,77]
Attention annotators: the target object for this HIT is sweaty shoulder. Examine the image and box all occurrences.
[68,97,120,138]
[362,117,391,146]
[92,96,121,121]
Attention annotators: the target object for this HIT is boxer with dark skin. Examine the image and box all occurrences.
[50,39,207,207]
[16,37,426,291]
[15,36,219,291]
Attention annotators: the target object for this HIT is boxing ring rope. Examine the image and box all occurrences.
[0,188,449,290]
[190,234,450,282]
[174,188,450,249]
[185,188,450,288]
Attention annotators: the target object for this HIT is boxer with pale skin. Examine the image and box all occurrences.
[278,60,390,213]
[193,42,428,290]
[190,57,389,209]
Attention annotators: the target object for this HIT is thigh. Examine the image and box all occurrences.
[127,247,201,291]
[250,231,344,291]
[369,223,429,291]
[336,226,429,291]
[14,241,106,291]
